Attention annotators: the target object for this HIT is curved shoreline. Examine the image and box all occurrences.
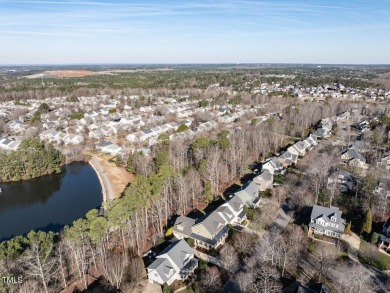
[88,160,107,203]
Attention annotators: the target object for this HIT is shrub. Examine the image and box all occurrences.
[186,238,195,247]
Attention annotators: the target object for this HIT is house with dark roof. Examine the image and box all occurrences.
[379,217,390,254]
[340,148,367,168]
[147,239,198,285]
[327,169,354,193]
[308,205,346,239]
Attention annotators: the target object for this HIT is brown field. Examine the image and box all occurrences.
[25,68,172,79]
[94,154,133,198]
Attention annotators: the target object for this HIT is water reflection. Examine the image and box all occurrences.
[0,162,102,241]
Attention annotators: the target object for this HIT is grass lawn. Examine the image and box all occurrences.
[359,240,390,270]
[248,202,279,232]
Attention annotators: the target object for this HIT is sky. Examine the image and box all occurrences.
[0,0,389,65]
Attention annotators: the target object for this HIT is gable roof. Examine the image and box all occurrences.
[341,148,366,163]
[310,205,345,229]
[158,239,193,269]
[235,181,259,205]
[173,216,196,237]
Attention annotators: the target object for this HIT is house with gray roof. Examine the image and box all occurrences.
[379,217,390,254]
[234,181,261,207]
[262,157,285,174]
[173,194,247,250]
[308,205,346,239]
[278,150,298,167]
[147,239,198,285]
[253,170,273,192]
[288,141,308,157]
[303,134,318,151]
[340,148,367,168]
[327,169,354,193]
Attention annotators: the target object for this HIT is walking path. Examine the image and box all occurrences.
[89,156,115,202]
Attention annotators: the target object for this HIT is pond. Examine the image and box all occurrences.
[0,162,102,241]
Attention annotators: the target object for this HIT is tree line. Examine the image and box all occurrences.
[0,138,65,182]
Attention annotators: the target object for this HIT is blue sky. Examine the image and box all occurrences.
[0,0,389,64]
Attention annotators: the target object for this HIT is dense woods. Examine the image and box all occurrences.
[0,138,65,182]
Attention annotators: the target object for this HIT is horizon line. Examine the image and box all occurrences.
[1,62,390,67]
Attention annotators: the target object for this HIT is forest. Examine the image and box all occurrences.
[1,65,389,103]
[0,138,65,182]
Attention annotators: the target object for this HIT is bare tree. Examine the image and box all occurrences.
[102,252,127,290]
[220,243,239,272]
[22,242,57,293]
[200,266,222,293]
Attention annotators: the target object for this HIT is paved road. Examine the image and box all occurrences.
[91,156,115,201]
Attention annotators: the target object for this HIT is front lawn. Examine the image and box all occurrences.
[359,240,390,270]
[248,202,279,232]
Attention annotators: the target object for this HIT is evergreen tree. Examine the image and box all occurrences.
[126,154,135,173]
[361,208,372,234]
[370,232,378,244]
[344,221,351,234]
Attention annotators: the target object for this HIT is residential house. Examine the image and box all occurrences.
[374,178,390,200]
[349,141,371,153]
[340,148,367,168]
[287,141,307,157]
[379,217,390,254]
[98,142,122,155]
[173,210,231,250]
[234,181,261,208]
[378,152,390,170]
[308,205,346,239]
[8,120,24,133]
[147,239,198,285]
[62,134,84,145]
[253,170,273,191]
[303,134,318,151]
[327,169,354,193]
[0,138,20,151]
[262,157,285,174]
[278,150,298,167]
[39,129,60,143]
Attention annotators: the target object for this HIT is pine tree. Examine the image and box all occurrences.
[344,221,351,234]
[126,154,134,173]
[361,208,372,234]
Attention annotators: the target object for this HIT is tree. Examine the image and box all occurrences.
[220,244,239,272]
[177,123,189,132]
[22,231,57,293]
[344,221,352,234]
[38,103,51,113]
[361,208,372,235]
[126,154,135,173]
[200,266,221,293]
[370,232,378,244]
